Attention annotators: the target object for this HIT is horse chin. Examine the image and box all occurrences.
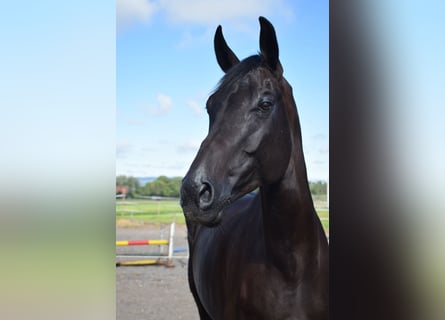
[188,209,223,228]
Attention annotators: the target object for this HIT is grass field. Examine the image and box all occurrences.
[116,199,185,224]
[116,198,329,234]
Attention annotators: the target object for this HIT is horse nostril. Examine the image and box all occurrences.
[198,181,214,210]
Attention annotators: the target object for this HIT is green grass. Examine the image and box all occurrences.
[116,199,329,234]
[317,209,329,235]
[116,199,185,223]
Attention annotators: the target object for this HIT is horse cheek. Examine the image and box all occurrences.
[257,134,289,184]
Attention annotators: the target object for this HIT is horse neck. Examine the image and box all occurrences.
[260,95,327,278]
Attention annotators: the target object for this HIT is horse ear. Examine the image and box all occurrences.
[214,25,240,73]
[259,17,281,73]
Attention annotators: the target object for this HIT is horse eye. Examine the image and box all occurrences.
[258,100,273,112]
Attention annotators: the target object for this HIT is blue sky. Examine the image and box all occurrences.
[116,0,328,180]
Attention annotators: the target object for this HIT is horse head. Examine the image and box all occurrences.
[181,17,295,227]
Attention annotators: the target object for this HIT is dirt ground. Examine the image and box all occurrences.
[116,222,199,320]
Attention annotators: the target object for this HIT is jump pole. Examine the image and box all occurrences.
[116,223,177,267]
[116,259,161,266]
[166,222,175,267]
[116,239,169,246]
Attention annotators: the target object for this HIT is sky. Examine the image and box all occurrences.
[116,0,329,181]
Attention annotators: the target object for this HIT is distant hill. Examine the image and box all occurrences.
[135,177,157,186]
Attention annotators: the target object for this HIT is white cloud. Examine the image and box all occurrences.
[117,159,189,177]
[312,133,327,140]
[319,146,329,154]
[127,118,146,126]
[117,0,291,32]
[116,141,134,158]
[177,140,201,154]
[156,93,172,114]
[160,0,284,25]
[177,28,214,48]
[148,93,173,115]
[117,0,158,32]
[186,99,204,115]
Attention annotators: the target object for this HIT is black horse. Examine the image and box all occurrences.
[180,17,328,320]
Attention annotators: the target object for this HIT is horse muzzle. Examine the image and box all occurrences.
[180,177,229,227]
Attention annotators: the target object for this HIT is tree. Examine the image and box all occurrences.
[309,180,327,195]
[141,176,182,197]
[116,175,140,198]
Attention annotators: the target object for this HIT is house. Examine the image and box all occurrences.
[116,185,129,198]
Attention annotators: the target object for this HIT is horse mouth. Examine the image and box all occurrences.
[189,210,223,227]
[183,198,231,227]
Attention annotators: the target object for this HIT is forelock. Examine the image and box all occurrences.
[213,55,262,94]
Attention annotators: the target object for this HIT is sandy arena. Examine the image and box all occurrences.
[116,223,199,320]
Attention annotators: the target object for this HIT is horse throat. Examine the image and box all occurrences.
[259,121,325,279]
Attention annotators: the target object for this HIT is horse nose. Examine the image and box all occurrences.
[198,181,214,210]
[180,177,215,212]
